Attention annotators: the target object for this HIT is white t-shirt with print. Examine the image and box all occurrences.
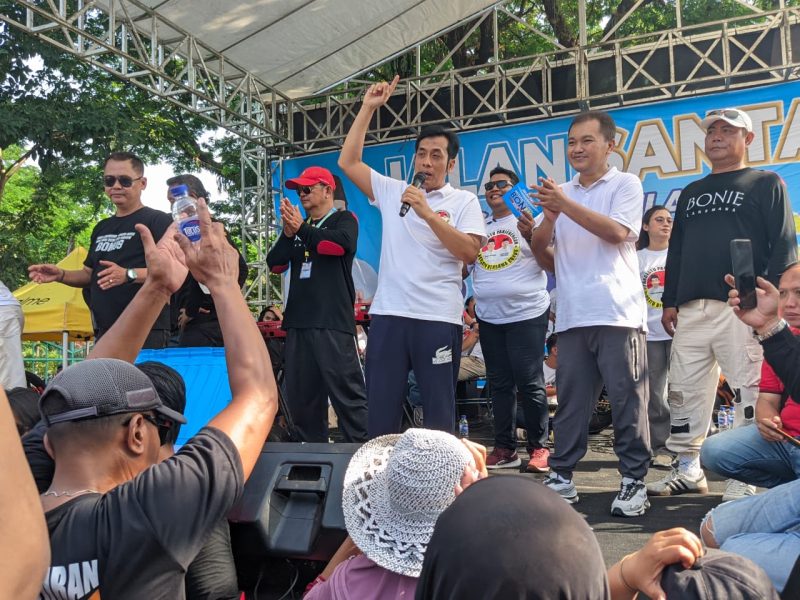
[553,167,647,333]
[472,213,550,324]
[637,248,670,341]
[369,170,487,325]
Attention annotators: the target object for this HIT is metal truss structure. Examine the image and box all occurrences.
[4,0,799,305]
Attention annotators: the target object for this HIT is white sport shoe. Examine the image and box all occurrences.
[543,473,579,504]
[722,479,756,502]
[611,479,650,517]
[646,468,709,496]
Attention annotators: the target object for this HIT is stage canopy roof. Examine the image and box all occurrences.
[136,0,498,98]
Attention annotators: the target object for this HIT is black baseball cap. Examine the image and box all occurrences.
[660,549,779,600]
[39,359,187,426]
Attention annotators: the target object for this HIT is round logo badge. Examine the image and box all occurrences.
[477,230,520,271]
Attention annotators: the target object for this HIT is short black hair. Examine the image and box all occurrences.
[167,174,209,199]
[488,165,519,185]
[6,387,40,436]
[545,333,558,354]
[104,152,145,176]
[569,111,617,143]
[137,362,186,446]
[415,126,459,160]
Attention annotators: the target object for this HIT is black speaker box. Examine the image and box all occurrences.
[229,442,360,572]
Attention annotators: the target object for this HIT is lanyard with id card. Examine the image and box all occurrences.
[298,208,337,280]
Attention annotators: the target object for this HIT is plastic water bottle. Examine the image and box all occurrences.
[459,415,469,438]
[717,407,729,432]
[726,405,735,429]
[171,184,201,242]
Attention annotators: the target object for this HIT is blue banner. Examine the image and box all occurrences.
[275,80,800,299]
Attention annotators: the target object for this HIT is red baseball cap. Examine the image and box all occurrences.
[285,166,336,190]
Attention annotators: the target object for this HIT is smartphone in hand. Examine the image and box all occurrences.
[731,239,757,310]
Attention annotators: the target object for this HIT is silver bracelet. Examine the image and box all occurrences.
[754,319,787,343]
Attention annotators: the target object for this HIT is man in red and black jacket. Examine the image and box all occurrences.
[267,167,368,443]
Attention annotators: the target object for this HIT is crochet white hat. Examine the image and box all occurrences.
[342,428,473,578]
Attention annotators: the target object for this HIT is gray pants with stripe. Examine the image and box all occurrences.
[548,325,651,481]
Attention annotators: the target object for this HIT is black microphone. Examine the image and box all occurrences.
[399,172,428,217]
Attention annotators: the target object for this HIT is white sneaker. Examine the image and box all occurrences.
[722,479,756,502]
[611,479,650,517]
[543,473,579,504]
[646,468,709,496]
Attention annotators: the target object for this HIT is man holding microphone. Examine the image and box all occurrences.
[339,75,486,436]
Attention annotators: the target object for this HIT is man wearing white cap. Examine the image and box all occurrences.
[648,107,797,501]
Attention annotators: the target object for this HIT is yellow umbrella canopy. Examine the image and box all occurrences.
[13,247,94,342]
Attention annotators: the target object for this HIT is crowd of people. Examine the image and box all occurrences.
[2,78,799,598]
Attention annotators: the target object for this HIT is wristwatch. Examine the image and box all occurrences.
[754,318,786,342]
[126,268,138,282]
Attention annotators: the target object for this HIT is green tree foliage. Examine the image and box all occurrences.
[0,146,96,289]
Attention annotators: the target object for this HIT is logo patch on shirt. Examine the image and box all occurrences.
[642,267,665,309]
[436,210,452,224]
[477,230,520,271]
[432,345,453,365]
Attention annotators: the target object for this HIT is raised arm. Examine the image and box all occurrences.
[0,389,50,599]
[338,75,400,200]
[88,223,187,362]
[175,200,278,479]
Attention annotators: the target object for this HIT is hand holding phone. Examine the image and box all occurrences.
[731,239,757,310]
[774,426,800,449]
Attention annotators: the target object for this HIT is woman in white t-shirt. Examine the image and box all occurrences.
[637,205,674,469]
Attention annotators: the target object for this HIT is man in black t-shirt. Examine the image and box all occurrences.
[29,152,173,348]
[648,108,797,501]
[36,203,278,599]
[266,166,368,443]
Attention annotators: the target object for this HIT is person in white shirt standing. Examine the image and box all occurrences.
[531,110,651,517]
[472,166,552,473]
[0,280,26,390]
[339,76,486,436]
[637,206,675,470]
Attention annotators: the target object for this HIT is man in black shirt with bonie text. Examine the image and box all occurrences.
[266,167,368,443]
[648,108,797,501]
[28,152,173,347]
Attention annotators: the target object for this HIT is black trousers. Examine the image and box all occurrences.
[479,311,549,450]
[284,327,368,443]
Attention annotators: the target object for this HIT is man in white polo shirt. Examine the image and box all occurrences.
[339,75,486,435]
[531,110,651,517]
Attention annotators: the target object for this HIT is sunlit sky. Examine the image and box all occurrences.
[140,164,228,211]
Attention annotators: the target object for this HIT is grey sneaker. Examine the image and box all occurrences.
[611,479,650,517]
[722,479,756,502]
[646,468,709,496]
[543,473,579,504]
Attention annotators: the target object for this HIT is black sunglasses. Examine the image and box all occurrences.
[484,180,513,192]
[296,183,326,196]
[123,413,174,445]
[103,175,143,188]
